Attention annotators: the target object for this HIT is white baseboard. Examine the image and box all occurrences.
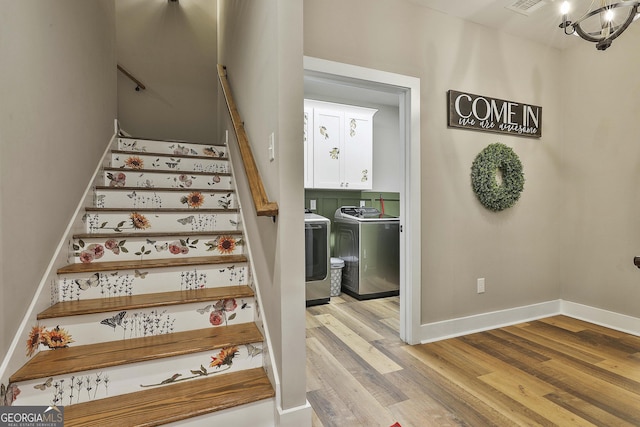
[276,400,312,427]
[561,300,640,337]
[419,299,640,343]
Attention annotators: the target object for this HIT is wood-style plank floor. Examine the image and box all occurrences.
[306,294,640,427]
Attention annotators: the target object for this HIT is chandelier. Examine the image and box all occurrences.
[559,1,640,50]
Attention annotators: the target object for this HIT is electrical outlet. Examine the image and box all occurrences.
[477,278,485,294]
[310,200,316,210]
[359,200,366,207]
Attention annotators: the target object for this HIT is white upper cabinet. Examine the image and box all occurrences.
[304,100,377,190]
[303,106,314,189]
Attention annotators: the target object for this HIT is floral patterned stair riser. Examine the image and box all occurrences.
[53,263,250,303]
[103,170,234,191]
[28,297,256,349]
[110,152,230,174]
[13,343,263,406]
[94,189,237,210]
[118,138,227,159]
[70,233,244,264]
[82,211,240,234]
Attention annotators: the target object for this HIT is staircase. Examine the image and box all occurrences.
[5,136,275,426]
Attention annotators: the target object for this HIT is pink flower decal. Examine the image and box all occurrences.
[223,299,237,312]
[87,244,104,260]
[79,251,94,263]
[105,239,118,250]
[209,311,224,326]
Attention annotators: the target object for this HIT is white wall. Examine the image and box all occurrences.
[218,0,308,421]
[116,0,218,143]
[305,0,564,324]
[560,25,640,318]
[371,105,401,192]
[0,1,116,356]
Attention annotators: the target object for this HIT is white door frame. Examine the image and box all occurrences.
[303,56,421,344]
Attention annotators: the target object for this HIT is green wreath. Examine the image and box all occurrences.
[471,143,525,212]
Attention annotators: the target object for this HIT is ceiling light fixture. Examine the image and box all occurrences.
[559,0,640,50]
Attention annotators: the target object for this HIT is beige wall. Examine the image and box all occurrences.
[305,0,565,324]
[561,26,640,317]
[116,0,218,143]
[0,1,116,355]
[218,0,307,415]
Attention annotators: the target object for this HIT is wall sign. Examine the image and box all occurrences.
[447,90,542,138]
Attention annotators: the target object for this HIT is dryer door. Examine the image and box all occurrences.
[305,222,328,281]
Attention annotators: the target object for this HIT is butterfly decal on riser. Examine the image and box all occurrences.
[100,311,126,330]
[33,377,53,391]
[75,273,99,291]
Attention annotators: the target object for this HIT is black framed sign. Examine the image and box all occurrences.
[447,90,542,138]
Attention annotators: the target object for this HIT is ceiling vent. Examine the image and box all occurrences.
[505,0,548,16]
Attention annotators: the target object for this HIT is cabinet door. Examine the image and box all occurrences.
[342,112,373,189]
[303,107,314,188]
[313,108,344,189]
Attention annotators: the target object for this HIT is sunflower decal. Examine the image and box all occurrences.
[217,236,237,254]
[130,212,151,230]
[26,325,74,356]
[210,346,239,369]
[205,236,242,254]
[26,325,46,357]
[41,326,74,349]
[181,192,205,208]
[124,156,144,169]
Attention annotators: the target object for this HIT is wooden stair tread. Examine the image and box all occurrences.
[63,367,274,427]
[39,286,254,319]
[85,207,238,213]
[103,166,232,177]
[73,230,242,239]
[10,323,263,383]
[57,254,247,274]
[94,186,235,193]
[112,149,229,161]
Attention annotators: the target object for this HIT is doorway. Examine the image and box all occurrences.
[303,57,421,344]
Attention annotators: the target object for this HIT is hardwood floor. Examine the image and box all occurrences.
[306,294,640,427]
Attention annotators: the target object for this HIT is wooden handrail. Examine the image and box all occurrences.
[117,64,146,91]
[217,64,279,218]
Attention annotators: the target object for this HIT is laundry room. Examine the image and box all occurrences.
[303,71,404,306]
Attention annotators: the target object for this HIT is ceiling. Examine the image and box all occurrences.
[304,72,403,107]
[410,0,582,50]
